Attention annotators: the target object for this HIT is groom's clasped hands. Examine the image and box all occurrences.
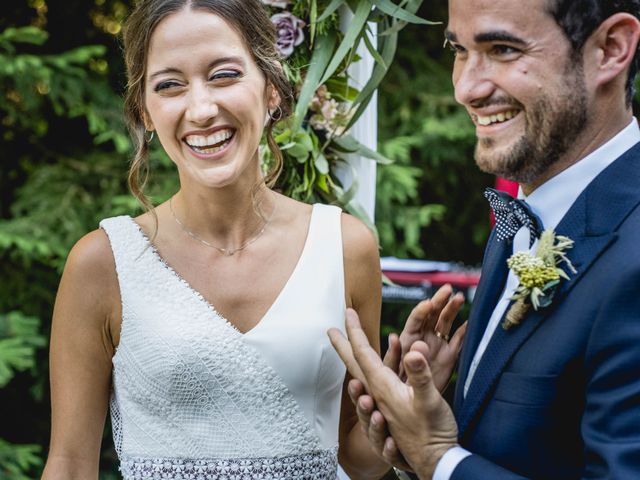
[328,285,467,476]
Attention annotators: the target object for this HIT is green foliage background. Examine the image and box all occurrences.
[0,0,490,476]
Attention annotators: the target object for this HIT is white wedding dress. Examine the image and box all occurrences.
[100,204,347,480]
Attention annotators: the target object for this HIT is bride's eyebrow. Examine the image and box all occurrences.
[148,56,247,80]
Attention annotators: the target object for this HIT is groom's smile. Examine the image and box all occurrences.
[474,109,519,127]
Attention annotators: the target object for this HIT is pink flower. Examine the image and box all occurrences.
[271,12,305,58]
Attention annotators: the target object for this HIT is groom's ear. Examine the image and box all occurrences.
[585,13,640,91]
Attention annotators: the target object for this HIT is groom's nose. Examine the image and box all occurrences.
[453,54,495,107]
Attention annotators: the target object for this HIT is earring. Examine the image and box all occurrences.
[145,130,155,143]
[269,105,283,122]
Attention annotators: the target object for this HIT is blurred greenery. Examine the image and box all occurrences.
[0,0,492,476]
[375,1,492,262]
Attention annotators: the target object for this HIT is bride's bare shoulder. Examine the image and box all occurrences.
[65,228,114,275]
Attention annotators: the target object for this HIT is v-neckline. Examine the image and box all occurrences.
[126,205,317,336]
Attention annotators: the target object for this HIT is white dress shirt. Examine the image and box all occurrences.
[433,118,640,480]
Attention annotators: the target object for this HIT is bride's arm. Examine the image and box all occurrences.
[41,230,119,480]
[338,213,390,480]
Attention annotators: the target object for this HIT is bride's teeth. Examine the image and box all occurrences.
[185,129,234,148]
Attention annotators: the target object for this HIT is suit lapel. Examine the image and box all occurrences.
[457,142,640,438]
[454,231,510,414]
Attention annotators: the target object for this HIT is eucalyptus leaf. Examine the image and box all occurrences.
[318,1,372,85]
[310,0,318,43]
[346,21,399,128]
[362,28,387,68]
[332,134,393,164]
[325,77,359,102]
[372,0,436,25]
[314,153,330,174]
[317,0,345,23]
[292,34,336,132]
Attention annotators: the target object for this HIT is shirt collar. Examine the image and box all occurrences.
[519,118,640,232]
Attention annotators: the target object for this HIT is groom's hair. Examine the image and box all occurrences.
[548,0,640,106]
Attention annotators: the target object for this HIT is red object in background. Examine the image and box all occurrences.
[490,177,519,226]
[384,270,481,288]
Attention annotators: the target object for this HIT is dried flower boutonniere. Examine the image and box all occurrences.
[503,230,577,330]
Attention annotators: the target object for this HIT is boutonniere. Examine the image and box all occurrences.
[503,230,577,330]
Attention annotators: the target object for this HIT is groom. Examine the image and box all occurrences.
[331,0,640,478]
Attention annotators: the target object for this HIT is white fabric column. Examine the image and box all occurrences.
[335,7,378,222]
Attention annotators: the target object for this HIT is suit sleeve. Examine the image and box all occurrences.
[449,268,640,479]
[580,267,640,478]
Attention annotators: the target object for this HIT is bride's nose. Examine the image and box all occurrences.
[185,83,219,124]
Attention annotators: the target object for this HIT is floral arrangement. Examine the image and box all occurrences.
[503,230,577,329]
[259,0,431,224]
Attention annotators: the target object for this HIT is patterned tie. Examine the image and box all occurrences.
[484,187,543,247]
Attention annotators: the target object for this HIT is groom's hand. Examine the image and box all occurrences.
[347,378,413,471]
[330,309,459,478]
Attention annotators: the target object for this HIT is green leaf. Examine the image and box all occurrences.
[318,1,372,85]
[332,134,393,164]
[324,77,359,102]
[0,26,48,47]
[0,338,35,387]
[372,0,436,25]
[314,153,329,174]
[292,34,336,132]
[0,438,42,479]
[317,0,345,23]
[309,0,318,43]
[346,28,398,129]
[362,27,387,69]
[286,130,315,161]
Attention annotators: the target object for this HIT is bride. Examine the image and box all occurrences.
[41,0,389,478]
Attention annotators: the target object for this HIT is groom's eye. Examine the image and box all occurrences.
[491,44,521,58]
[447,42,467,59]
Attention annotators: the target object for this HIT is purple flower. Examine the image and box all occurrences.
[271,12,305,58]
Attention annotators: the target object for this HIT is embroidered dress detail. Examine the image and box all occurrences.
[121,447,339,480]
[100,204,345,479]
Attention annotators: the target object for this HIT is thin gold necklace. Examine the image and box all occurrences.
[169,195,276,256]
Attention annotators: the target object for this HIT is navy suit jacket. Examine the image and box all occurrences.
[450,142,640,479]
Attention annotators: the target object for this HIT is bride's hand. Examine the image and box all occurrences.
[385,284,467,392]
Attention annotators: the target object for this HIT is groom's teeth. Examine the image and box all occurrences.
[477,110,519,126]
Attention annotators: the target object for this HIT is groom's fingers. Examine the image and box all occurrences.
[328,327,368,390]
[382,436,413,471]
[355,393,375,429]
[368,410,388,454]
[382,333,401,373]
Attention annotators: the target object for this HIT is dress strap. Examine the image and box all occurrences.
[305,203,344,278]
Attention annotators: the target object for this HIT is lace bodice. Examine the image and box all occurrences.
[100,204,346,479]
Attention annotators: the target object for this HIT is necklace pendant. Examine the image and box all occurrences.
[224,248,235,256]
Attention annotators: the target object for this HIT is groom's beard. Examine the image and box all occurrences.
[475,61,588,185]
